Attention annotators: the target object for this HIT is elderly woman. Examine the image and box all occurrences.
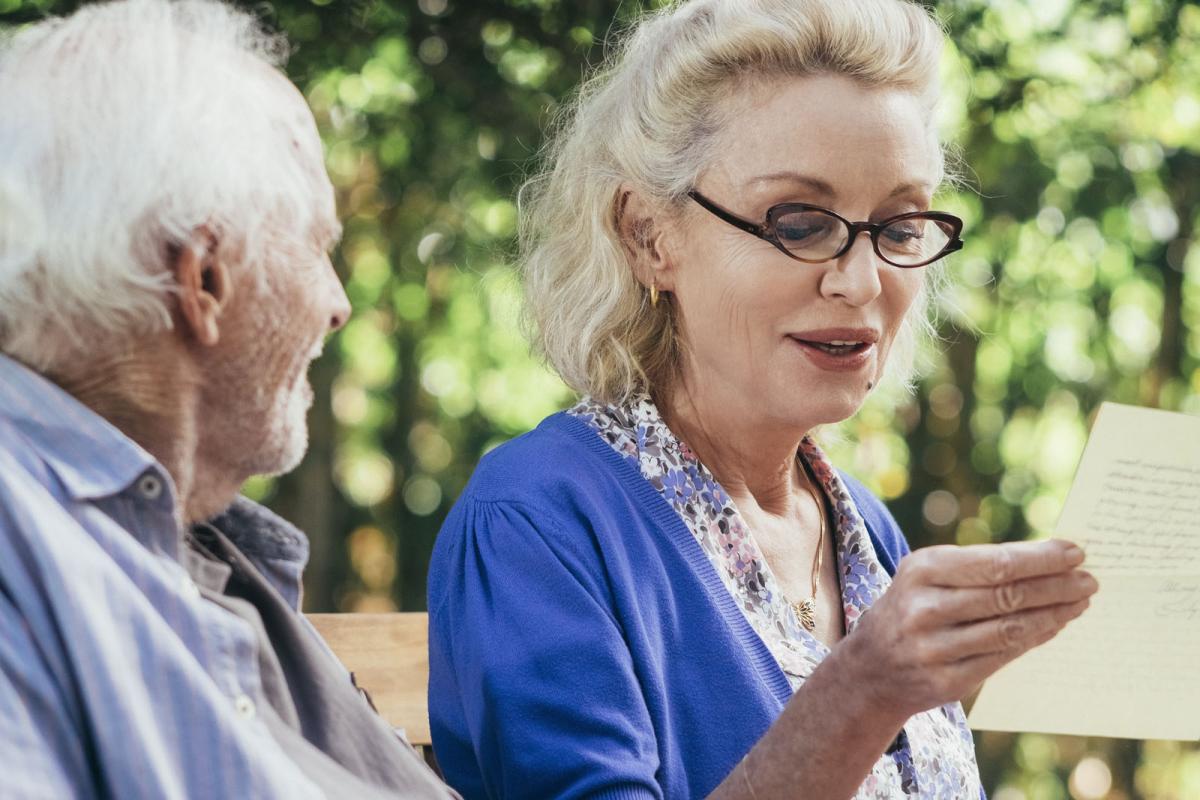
[427,0,1096,798]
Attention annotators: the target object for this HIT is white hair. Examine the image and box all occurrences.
[520,0,949,404]
[0,0,332,369]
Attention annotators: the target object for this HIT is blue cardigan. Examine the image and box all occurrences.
[428,412,913,800]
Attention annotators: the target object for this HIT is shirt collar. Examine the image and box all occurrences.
[202,496,310,611]
[0,353,160,501]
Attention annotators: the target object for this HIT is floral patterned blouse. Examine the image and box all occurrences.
[569,394,983,800]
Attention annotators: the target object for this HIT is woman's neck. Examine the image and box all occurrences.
[656,377,811,518]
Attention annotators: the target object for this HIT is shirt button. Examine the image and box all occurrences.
[137,473,163,501]
[233,694,256,721]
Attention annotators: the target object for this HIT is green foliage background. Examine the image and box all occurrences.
[5,0,1200,796]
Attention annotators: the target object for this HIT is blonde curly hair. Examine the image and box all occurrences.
[520,0,949,403]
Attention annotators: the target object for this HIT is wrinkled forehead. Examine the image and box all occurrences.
[259,65,321,148]
[244,58,326,170]
[702,74,942,198]
[243,58,338,229]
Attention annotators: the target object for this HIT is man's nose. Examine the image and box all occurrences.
[325,259,352,332]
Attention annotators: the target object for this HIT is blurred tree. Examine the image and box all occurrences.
[4,0,1198,796]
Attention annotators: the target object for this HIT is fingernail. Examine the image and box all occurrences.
[1063,543,1085,564]
[1077,572,1098,593]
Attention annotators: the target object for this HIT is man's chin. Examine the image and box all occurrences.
[235,383,314,481]
[240,418,310,481]
[261,424,311,479]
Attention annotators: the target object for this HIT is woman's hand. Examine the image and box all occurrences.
[711,540,1094,800]
[839,538,1096,720]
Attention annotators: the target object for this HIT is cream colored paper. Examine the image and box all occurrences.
[967,402,1200,740]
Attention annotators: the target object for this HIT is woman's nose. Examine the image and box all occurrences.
[818,232,883,306]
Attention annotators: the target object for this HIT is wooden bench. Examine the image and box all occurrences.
[307,612,432,747]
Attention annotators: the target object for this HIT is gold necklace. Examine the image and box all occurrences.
[790,474,826,633]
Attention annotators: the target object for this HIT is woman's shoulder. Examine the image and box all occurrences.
[456,410,628,505]
[429,411,647,611]
[435,411,651,565]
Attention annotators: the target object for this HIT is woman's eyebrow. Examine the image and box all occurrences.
[887,181,935,199]
[744,171,836,199]
[741,173,935,212]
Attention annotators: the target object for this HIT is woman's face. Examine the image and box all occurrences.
[660,73,938,432]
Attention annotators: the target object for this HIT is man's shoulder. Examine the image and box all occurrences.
[0,416,71,516]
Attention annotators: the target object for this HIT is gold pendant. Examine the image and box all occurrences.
[793,598,816,632]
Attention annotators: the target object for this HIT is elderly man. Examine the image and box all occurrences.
[0,1,455,797]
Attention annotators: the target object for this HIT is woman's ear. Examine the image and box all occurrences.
[173,226,231,348]
[616,185,676,292]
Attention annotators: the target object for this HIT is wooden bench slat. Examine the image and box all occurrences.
[307,612,431,746]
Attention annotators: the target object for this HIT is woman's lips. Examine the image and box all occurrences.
[787,335,876,372]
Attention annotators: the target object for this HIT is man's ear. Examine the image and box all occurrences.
[615,186,676,292]
[172,227,231,348]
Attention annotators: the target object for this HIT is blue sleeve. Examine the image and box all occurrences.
[428,498,661,800]
[839,471,911,578]
[0,585,94,800]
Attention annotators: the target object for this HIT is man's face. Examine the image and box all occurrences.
[198,76,350,479]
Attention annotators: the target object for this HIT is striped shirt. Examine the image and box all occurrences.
[0,354,446,799]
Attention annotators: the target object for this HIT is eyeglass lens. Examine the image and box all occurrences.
[773,209,955,266]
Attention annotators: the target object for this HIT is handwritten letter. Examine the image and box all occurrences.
[968,403,1200,740]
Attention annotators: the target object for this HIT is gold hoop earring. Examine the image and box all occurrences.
[650,280,660,308]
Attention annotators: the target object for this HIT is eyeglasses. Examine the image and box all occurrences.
[687,189,964,268]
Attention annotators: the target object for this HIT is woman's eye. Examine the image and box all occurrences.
[779,224,820,241]
[882,223,924,246]
[776,214,835,242]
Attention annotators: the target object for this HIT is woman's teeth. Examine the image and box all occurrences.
[810,340,862,354]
